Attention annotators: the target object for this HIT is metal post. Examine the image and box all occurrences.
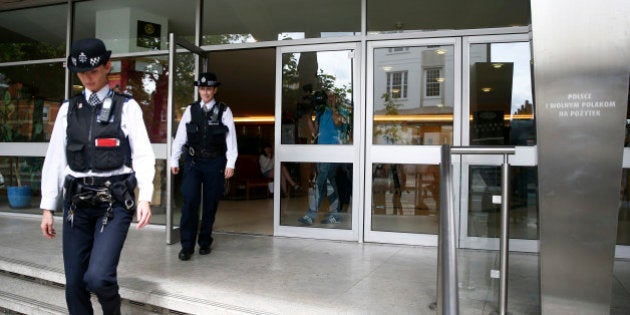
[166,33,175,245]
[498,153,510,315]
[444,146,514,315]
[437,145,459,315]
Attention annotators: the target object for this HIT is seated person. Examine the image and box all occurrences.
[259,143,301,195]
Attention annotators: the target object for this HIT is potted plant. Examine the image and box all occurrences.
[7,157,32,208]
[0,86,33,208]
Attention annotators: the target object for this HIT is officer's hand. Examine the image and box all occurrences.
[136,200,152,229]
[171,167,179,175]
[225,167,234,179]
[40,210,56,239]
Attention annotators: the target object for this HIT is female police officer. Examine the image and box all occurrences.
[39,38,155,315]
[170,72,237,261]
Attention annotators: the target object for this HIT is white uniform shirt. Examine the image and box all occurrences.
[169,99,238,169]
[39,86,156,211]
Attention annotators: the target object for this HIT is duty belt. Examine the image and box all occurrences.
[186,146,222,159]
[64,173,137,232]
[63,173,136,210]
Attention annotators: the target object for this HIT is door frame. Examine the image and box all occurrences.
[165,33,208,245]
[364,37,462,246]
[273,42,363,242]
[458,33,538,252]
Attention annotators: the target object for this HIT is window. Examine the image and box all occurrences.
[424,68,442,97]
[388,47,409,53]
[387,71,408,99]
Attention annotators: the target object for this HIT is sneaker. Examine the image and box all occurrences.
[298,215,313,225]
[320,216,341,224]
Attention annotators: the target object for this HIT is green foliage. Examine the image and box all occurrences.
[374,93,403,144]
[0,89,16,142]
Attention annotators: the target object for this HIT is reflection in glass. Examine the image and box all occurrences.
[280,162,352,229]
[619,169,630,245]
[70,55,173,143]
[202,0,360,44]
[281,51,353,145]
[467,166,538,239]
[0,156,43,213]
[0,63,65,142]
[469,42,535,146]
[367,0,530,33]
[0,4,67,62]
[373,45,454,145]
[73,0,196,54]
[371,163,440,234]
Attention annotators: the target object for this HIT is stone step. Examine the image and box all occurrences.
[0,271,68,315]
[0,255,269,314]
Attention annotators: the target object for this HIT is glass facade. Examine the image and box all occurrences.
[371,163,440,234]
[0,63,65,142]
[372,44,454,145]
[73,0,197,54]
[202,0,361,44]
[2,0,628,254]
[367,0,531,33]
[281,50,354,145]
[469,42,535,146]
[0,3,67,62]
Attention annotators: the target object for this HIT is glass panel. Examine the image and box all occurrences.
[371,163,439,234]
[73,0,196,54]
[281,50,353,145]
[469,42,535,146]
[619,169,630,245]
[373,45,454,145]
[0,4,67,62]
[0,63,65,142]
[281,162,352,229]
[202,0,360,44]
[367,0,531,33]
[468,165,538,239]
[70,55,171,143]
[0,156,43,214]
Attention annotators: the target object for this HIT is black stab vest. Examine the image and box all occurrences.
[66,92,132,172]
[185,101,229,157]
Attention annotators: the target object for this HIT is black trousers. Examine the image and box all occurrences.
[179,155,226,251]
[62,200,133,315]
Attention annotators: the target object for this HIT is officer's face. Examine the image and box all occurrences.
[199,86,218,103]
[76,61,112,92]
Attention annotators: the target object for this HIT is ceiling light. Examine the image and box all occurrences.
[492,63,503,69]
[481,87,492,93]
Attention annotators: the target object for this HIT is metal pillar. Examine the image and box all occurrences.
[435,145,515,315]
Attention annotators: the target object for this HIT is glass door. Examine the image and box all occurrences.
[365,38,462,245]
[459,34,538,252]
[166,34,205,244]
[274,43,361,241]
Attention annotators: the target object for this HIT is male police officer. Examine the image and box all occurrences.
[40,38,155,315]
[170,72,237,261]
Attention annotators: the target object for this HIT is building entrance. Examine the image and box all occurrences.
[365,35,539,251]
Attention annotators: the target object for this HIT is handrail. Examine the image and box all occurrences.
[436,145,515,315]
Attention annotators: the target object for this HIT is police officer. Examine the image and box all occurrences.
[170,72,237,261]
[39,38,155,315]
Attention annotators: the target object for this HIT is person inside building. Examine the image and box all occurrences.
[39,37,155,315]
[170,72,238,261]
[298,89,343,225]
[259,142,301,196]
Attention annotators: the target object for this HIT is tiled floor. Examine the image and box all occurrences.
[1,212,629,314]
